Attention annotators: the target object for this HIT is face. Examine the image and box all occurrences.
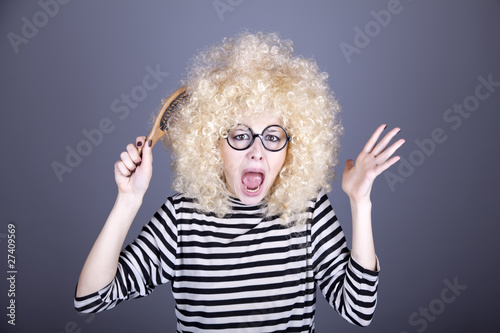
[220,116,288,205]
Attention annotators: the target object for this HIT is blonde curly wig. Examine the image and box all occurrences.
[165,31,343,225]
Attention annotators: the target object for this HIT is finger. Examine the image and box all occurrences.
[140,139,154,172]
[375,138,405,164]
[136,136,146,145]
[114,160,132,177]
[374,155,401,175]
[362,124,387,154]
[136,136,146,149]
[371,127,401,157]
[126,143,142,165]
[136,136,147,156]
[120,151,137,172]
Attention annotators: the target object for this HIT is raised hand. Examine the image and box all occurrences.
[114,136,153,197]
[342,124,405,203]
[77,136,153,298]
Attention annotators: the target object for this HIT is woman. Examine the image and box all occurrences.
[75,32,404,332]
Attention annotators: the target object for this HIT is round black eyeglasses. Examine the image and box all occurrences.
[222,124,291,152]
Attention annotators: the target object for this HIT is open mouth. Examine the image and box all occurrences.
[241,171,265,195]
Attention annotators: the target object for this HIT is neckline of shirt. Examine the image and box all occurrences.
[227,196,267,210]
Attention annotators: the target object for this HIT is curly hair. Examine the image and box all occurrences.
[165,31,343,225]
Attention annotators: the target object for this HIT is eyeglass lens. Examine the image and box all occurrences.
[227,125,288,151]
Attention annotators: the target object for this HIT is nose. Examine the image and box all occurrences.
[248,137,265,160]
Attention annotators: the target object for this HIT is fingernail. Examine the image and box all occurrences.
[383,124,387,130]
[137,141,142,147]
[148,140,152,147]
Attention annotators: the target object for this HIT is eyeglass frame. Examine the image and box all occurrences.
[221,124,292,152]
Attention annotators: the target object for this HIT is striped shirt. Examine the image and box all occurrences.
[74,190,379,332]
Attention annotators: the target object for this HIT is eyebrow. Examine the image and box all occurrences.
[232,124,284,133]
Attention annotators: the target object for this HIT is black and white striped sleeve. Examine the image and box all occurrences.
[74,197,178,313]
[311,191,379,327]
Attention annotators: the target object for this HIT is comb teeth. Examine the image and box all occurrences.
[160,91,188,131]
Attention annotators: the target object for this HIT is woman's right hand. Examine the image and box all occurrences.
[114,136,153,197]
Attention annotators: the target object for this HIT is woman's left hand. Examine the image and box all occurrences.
[342,124,405,203]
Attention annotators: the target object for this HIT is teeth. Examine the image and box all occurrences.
[244,184,260,193]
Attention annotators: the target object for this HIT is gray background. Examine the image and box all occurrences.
[1,0,499,332]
